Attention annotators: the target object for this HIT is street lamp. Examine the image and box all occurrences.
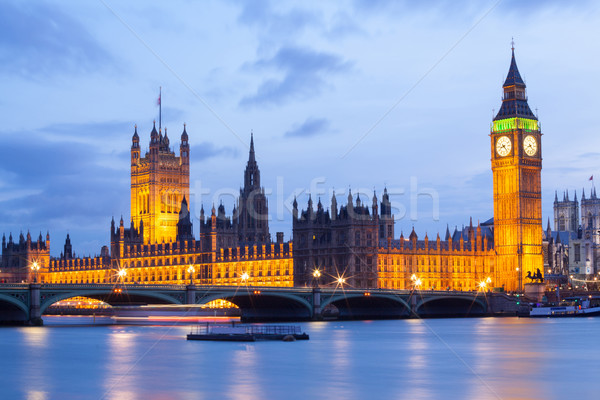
[30,261,40,283]
[187,265,195,285]
[336,276,346,287]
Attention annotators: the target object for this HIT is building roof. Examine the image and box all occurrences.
[493,48,537,121]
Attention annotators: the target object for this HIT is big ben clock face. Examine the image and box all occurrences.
[523,135,537,156]
[496,136,511,157]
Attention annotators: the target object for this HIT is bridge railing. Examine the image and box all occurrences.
[0,283,31,289]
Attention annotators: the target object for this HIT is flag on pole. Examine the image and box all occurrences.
[157,93,161,106]
[590,175,594,181]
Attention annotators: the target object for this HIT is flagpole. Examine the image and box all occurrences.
[159,86,162,132]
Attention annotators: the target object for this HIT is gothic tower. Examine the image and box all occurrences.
[236,133,270,243]
[130,122,190,244]
[554,190,579,232]
[491,46,543,291]
[581,188,600,245]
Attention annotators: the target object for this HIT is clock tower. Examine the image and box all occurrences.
[491,46,543,292]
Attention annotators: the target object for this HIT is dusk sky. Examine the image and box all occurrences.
[1,0,599,256]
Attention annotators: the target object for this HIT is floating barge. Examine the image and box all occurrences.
[187,324,309,342]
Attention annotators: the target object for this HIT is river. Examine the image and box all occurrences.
[1,316,598,399]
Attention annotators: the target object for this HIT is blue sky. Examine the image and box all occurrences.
[1,0,599,256]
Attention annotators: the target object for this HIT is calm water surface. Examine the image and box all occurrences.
[1,316,599,399]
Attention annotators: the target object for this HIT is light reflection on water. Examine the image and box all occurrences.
[1,316,600,399]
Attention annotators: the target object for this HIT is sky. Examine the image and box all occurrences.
[1,0,599,257]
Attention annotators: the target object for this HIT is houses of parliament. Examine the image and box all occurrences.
[1,48,546,292]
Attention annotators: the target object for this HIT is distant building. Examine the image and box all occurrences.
[547,189,600,282]
[293,191,380,288]
[0,232,49,283]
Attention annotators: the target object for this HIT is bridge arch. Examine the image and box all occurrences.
[197,291,313,321]
[39,289,183,315]
[415,295,487,317]
[0,293,30,321]
[321,292,411,319]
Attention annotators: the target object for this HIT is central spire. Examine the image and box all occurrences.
[244,131,260,190]
[493,44,537,122]
[249,131,255,163]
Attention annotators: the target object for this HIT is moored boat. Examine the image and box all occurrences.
[187,323,309,341]
[529,296,600,317]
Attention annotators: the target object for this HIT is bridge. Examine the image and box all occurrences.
[0,283,525,325]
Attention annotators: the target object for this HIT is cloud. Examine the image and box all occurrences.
[235,0,321,39]
[190,142,239,161]
[240,46,352,107]
[0,126,129,246]
[285,117,331,138]
[0,1,112,79]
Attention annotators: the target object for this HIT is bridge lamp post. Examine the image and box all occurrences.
[478,281,487,292]
[414,278,422,290]
[187,265,195,286]
[30,261,40,283]
[337,277,346,287]
[117,269,127,283]
[241,272,250,285]
[410,274,421,290]
[313,269,321,288]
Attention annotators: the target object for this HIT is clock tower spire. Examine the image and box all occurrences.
[491,45,543,292]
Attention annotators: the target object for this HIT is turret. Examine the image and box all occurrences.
[408,226,419,245]
[331,191,337,220]
[292,196,298,220]
[180,123,189,165]
[149,121,159,159]
[64,233,72,259]
[347,189,353,210]
[131,125,140,166]
[176,196,193,241]
[372,190,378,217]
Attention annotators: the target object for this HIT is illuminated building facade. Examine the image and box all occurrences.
[378,222,495,290]
[2,48,543,293]
[130,122,190,244]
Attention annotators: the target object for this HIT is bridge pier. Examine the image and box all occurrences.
[186,285,196,305]
[312,288,322,320]
[29,284,43,326]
